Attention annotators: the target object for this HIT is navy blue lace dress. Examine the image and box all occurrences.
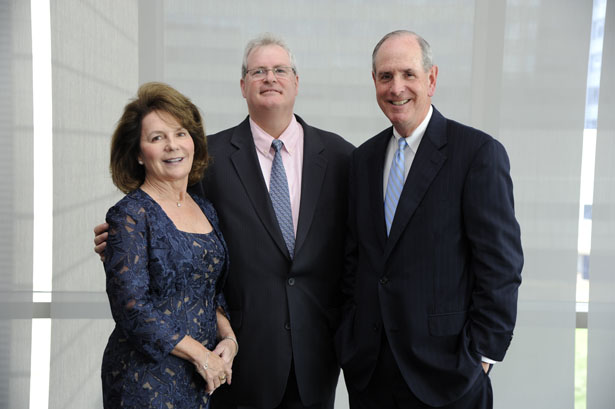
[101,189,229,409]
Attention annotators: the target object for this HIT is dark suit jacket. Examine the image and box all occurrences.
[193,115,354,408]
[336,107,523,407]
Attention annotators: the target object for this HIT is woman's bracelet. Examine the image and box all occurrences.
[202,350,210,370]
[222,336,239,355]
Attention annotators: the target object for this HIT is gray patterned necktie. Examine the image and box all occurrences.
[270,139,295,258]
[384,138,408,235]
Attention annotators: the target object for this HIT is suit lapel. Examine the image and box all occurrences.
[294,116,327,255]
[229,117,291,259]
[367,129,392,252]
[383,108,448,261]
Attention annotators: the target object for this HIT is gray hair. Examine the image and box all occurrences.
[371,30,433,73]
[241,33,297,78]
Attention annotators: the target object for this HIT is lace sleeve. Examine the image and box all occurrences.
[104,202,185,362]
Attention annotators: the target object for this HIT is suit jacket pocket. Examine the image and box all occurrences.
[428,311,467,336]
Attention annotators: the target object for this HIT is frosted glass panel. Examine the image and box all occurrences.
[0,0,34,407]
[494,1,592,408]
[160,0,476,146]
[587,1,615,408]
[48,0,137,408]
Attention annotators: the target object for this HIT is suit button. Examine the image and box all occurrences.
[288,277,295,286]
[372,323,380,332]
[284,322,291,330]
[379,277,389,285]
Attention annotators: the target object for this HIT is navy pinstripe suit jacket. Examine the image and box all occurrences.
[336,106,523,407]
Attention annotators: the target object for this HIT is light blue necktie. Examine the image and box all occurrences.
[384,138,408,235]
[270,139,295,258]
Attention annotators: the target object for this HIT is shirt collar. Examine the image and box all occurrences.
[251,115,300,156]
[392,105,433,153]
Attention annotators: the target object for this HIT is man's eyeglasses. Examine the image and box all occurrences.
[245,66,296,80]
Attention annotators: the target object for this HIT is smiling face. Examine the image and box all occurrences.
[372,34,438,137]
[138,110,194,186]
[240,44,299,118]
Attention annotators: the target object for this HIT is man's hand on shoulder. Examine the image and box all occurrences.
[93,222,109,261]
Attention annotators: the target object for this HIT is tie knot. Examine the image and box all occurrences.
[398,138,408,151]
[272,139,284,153]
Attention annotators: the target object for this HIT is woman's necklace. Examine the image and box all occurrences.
[141,184,185,208]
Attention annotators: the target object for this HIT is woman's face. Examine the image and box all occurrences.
[138,110,194,186]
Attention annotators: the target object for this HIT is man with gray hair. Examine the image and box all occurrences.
[95,33,352,409]
[336,30,523,409]
[195,33,353,409]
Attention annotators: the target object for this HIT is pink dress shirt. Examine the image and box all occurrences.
[250,115,304,236]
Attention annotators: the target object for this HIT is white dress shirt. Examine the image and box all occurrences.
[382,106,433,197]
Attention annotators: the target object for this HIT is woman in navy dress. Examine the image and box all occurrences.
[102,82,238,408]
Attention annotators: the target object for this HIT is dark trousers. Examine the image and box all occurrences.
[348,337,492,409]
[213,362,335,409]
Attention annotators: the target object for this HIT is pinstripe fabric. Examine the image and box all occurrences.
[384,138,407,235]
[270,139,295,258]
